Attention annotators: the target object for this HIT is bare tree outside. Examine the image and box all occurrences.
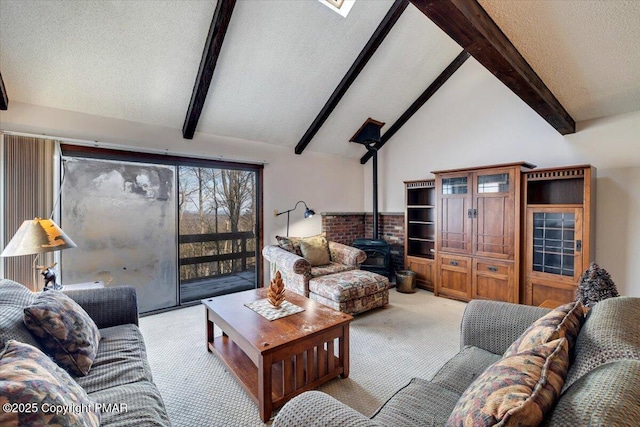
[178,166,256,301]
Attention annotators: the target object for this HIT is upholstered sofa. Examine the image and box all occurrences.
[263,241,389,315]
[0,279,170,426]
[273,296,640,426]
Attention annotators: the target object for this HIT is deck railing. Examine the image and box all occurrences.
[179,231,256,281]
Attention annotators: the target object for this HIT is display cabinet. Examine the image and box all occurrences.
[522,165,596,305]
[434,162,535,303]
[404,179,435,291]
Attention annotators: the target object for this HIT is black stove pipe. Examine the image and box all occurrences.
[364,143,379,240]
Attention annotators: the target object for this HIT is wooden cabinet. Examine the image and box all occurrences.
[406,256,434,290]
[473,258,514,302]
[434,162,534,303]
[404,180,435,291]
[437,254,471,300]
[522,166,595,305]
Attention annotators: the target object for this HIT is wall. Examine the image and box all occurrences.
[0,102,365,286]
[366,58,640,296]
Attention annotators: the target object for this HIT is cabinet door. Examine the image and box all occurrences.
[472,258,515,303]
[407,256,433,291]
[526,207,584,284]
[437,172,472,254]
[473,168,516,259]
[437,254,471,301]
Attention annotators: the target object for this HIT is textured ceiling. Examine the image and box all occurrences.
[195,0,395,152]
[0,0,215,127]
[478,0,640,122]
[1,0,639,158]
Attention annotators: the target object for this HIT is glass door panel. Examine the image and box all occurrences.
[442,176,468,195]
[477,173,509,193]
[527,207,583,282]
[178,167,257,304]
[61,157,178,314]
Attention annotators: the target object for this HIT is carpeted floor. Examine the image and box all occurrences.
[139,289,467,426]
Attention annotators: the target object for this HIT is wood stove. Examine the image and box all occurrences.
[352,238,392,279]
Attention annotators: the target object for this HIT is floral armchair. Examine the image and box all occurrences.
[262,241,366,298]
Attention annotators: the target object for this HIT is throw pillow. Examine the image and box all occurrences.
[0,340,100,427]
[447,338,570,427]
[299,236,331,266]
[276,235,303,256]
[23,291,101,376]
[503,300,584,357]
[276,233,327,258]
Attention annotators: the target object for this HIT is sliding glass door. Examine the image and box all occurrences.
[178,167,257,303]
[59,145,262,314]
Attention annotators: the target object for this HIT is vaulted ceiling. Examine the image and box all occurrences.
[1,0,639,159]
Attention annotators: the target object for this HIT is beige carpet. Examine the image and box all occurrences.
[139,289,467,427]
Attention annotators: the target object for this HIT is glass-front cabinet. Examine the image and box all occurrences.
[434,162,533,304]
[522,165,595,306]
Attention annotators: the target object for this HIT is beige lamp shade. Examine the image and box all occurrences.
[1,217,77,257]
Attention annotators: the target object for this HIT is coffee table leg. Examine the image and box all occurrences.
[258,353,273,422]
[340,325,350,378]
[206,309,214,352]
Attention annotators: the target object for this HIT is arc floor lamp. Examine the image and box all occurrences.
[275,201,315,236]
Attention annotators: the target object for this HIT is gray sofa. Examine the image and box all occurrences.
[273,296,640,426]
[0,279,170,427]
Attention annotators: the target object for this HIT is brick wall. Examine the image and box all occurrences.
[322,212,405,274]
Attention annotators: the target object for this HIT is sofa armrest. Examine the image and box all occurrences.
[63,286,139,329]
[262,245,311,275]
[329,241,366,267]
[460,300,550,355]
[273,391,379,427]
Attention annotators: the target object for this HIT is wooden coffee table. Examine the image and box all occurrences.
[203,288,353,422]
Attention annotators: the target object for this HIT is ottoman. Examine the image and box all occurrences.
[308,270,389,315]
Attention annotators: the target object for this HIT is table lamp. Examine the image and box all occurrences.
[1,217,77,291]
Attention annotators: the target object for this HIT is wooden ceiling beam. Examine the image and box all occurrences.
[182,0,236,139]
[410,0,575,135]
[360,50,470,164]
[0,71,8,110]
[295,0,409,155]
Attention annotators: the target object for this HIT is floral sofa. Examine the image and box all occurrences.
[273,296,640,426]
[263,240,389,315]
[0,279,170,426]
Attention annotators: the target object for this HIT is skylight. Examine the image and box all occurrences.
[317,0,356,18]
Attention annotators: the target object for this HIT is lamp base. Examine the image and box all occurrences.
[41,268,63,291]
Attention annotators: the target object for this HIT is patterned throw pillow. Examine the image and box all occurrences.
[276,233,327,258]
[503,300,584,357]
[23,291,101,376]
[276,235,303,256]
[0,340,100,427]
[447,338,570,427]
